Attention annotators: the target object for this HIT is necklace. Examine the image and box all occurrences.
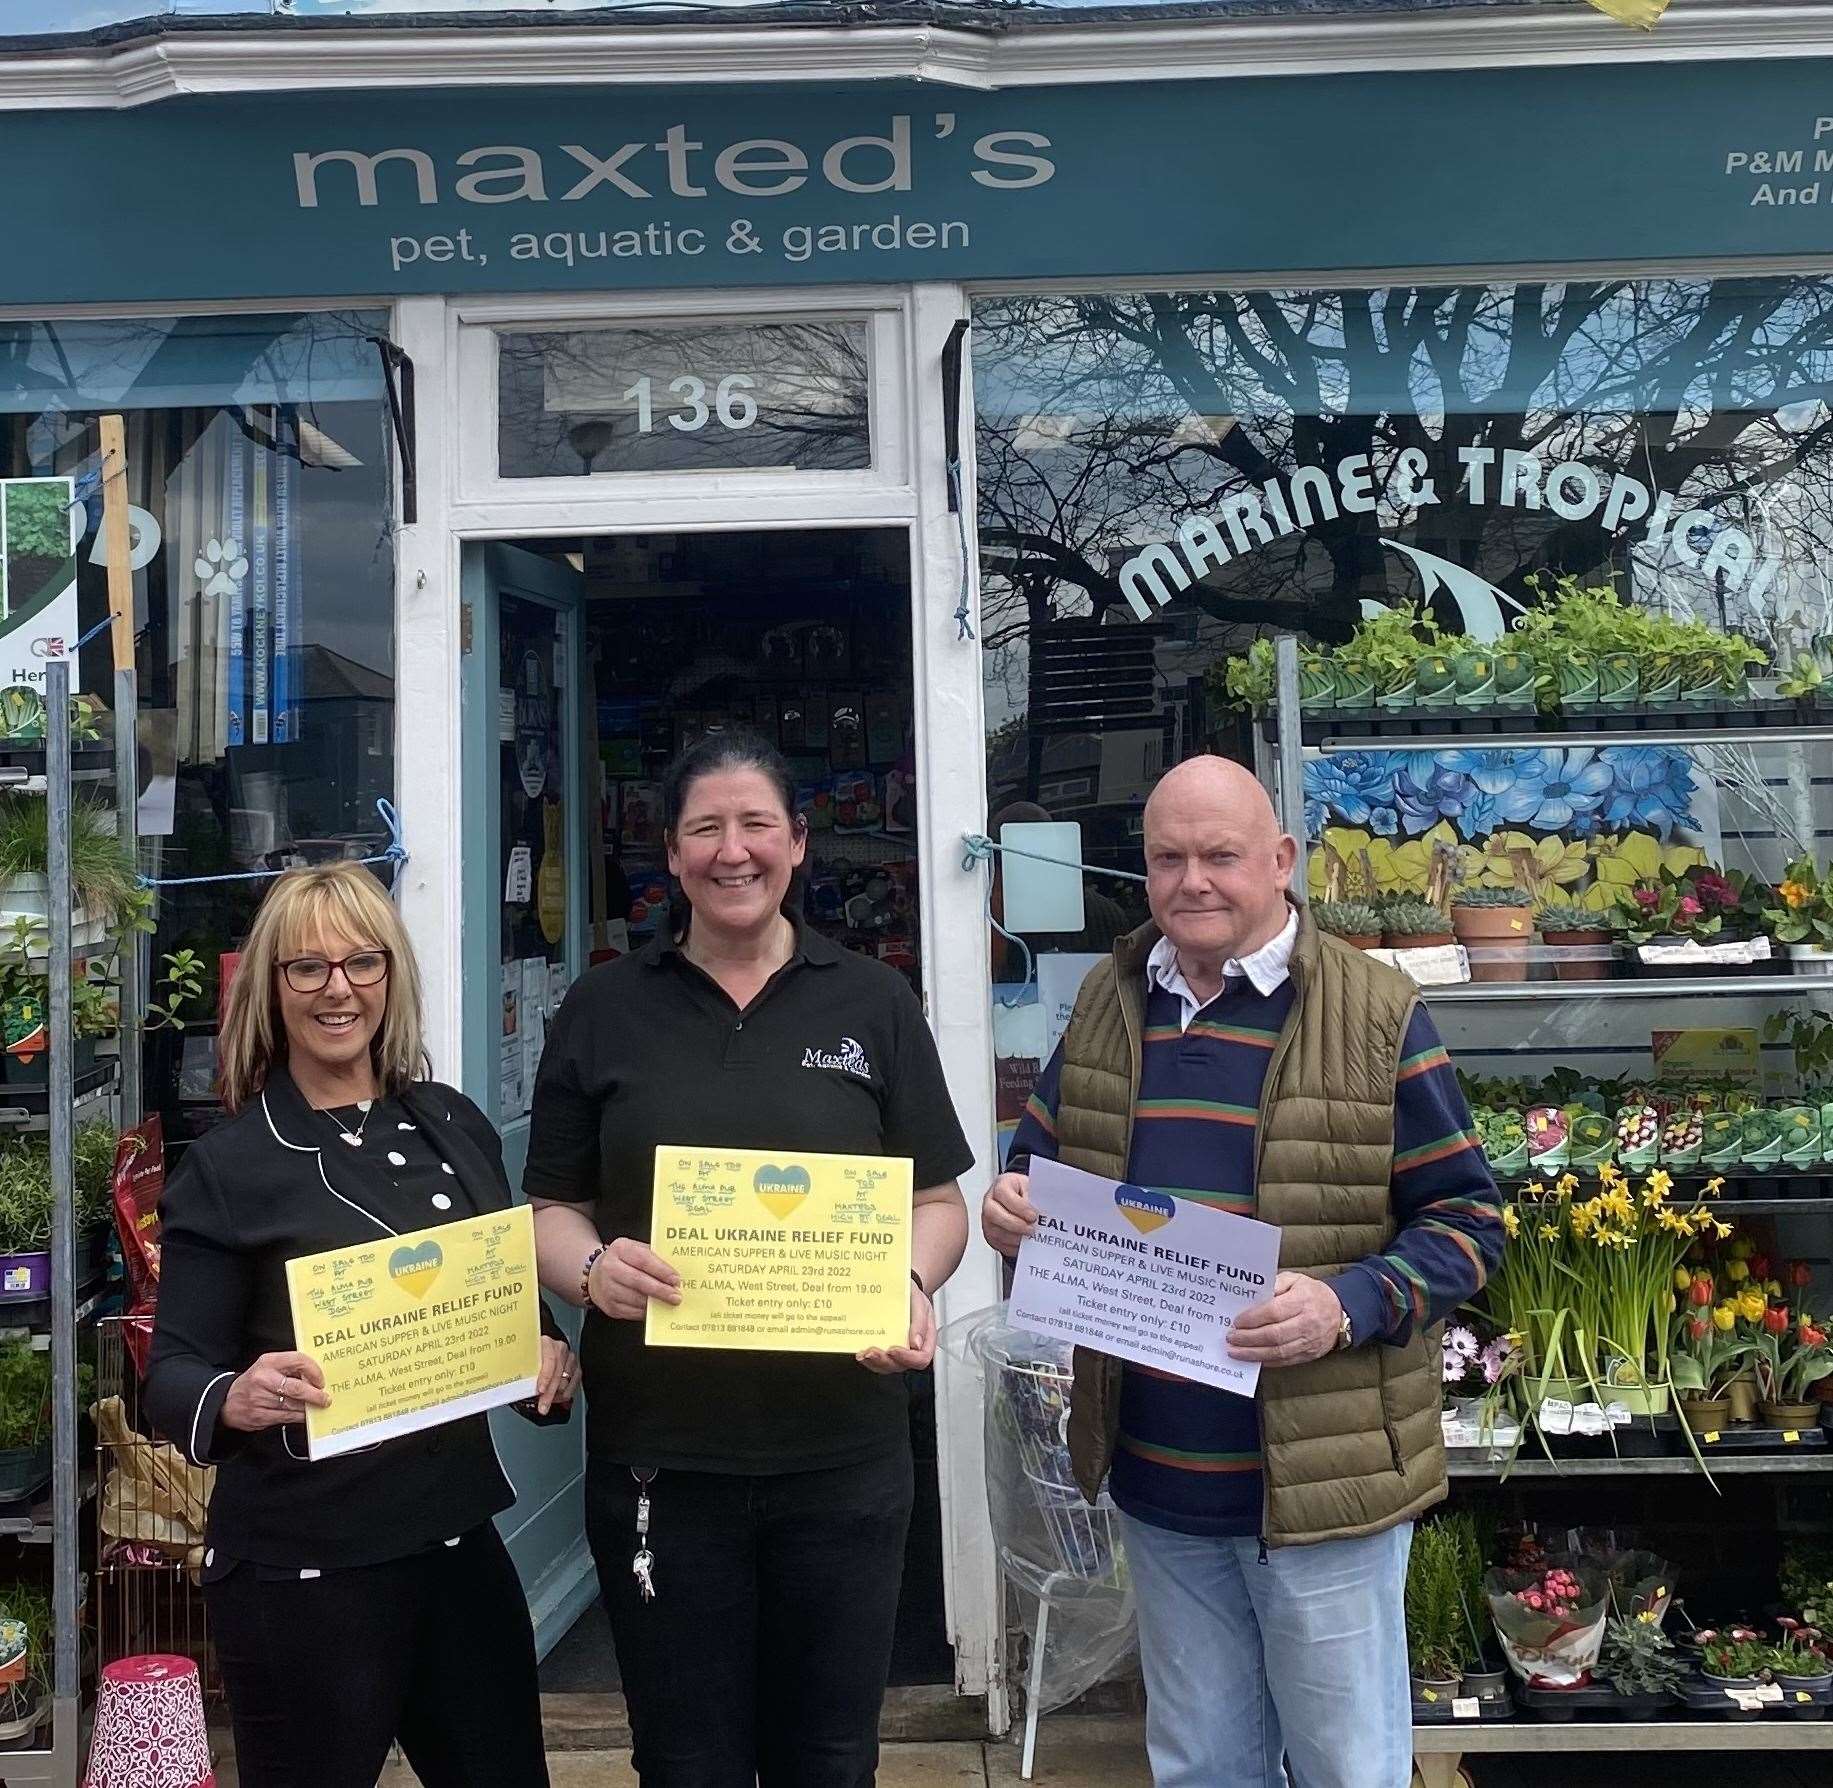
[322,1098,376,1149]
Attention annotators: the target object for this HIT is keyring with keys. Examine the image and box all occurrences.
[631,1468,657,1603]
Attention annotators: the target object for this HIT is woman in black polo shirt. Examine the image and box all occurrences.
[526,732,972,1788]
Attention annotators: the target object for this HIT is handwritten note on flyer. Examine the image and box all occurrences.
[647,1147,912,1353]
[284,1205,541,1461]
[1009,1159,1281,1395]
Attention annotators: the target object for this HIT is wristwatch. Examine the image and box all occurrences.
[1334,1308,1355,1352]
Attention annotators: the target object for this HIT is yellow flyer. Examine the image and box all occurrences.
[284,1205,541,1461]
[646,1147,912,1353]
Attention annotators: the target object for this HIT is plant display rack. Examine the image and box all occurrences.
[1257,637,1833,1782]
[0,660,140,1788]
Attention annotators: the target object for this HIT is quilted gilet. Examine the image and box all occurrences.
[1056,908,1447,1547]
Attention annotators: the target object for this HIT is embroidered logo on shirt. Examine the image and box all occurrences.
[801,1036,873,1079]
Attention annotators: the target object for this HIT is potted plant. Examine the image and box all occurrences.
[1537,901,1613,981]
[1406,1514,1475,1702]
[1598,1609,1687,1714]
[1484,1561,1609,1688]
[1752,1301,1833,1426]
[0,1586,46,1749]
[1450,885,1534,983]
[0,1341,48,1504]
[1611,874,1727,976]
[1380,896,1455,951]
[1700,1637,1770,1692]
[1672,1270,1757,1434]
[1308,900,1384,950]
[1780,1542,1833,1629]
[1765,855,1833,973]
[1766,1640,1833,1700]
[0,791,138,946]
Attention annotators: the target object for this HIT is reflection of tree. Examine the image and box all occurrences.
[976,279,1833,756]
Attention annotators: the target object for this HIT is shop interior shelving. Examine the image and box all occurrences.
[1260,638,1833,1776]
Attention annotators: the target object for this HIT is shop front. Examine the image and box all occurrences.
[10,2,1833,1743]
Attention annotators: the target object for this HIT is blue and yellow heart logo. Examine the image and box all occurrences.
[753,1163,812,1221]
[1114,1185,1175,1236]
[388,1239,444,1300]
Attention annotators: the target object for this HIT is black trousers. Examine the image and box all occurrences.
[585,1445,915,1788]
[203,1523,549,1788]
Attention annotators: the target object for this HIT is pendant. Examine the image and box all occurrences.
[341,1133,363,1147]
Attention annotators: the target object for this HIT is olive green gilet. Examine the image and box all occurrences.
[1057,909,1447,1548]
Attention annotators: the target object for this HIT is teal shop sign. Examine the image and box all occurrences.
[13,61,1833,305]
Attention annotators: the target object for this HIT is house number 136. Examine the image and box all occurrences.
[620,374,759,433]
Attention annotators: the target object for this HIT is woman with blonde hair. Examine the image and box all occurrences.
[145,862,573,1788]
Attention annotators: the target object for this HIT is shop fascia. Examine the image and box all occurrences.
[1119,445,1779,630]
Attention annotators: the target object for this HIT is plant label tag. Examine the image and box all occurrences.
[1783,1430,1801,1443]
[1451,1698,1480,1721]
[1538,1398,1574,1434]
[1419,1689,1438,1704]
[1573,1402,1609,1436]
[1604,1401,1632,1427]
[1798,1692,1815,1704]
[1757,1683,1784,1704]
[1727,1689,1763,1711]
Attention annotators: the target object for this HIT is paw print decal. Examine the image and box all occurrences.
[195,538,248,600]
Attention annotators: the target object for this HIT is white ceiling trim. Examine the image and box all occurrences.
[4,7,1833,111]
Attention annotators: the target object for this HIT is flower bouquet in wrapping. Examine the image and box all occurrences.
[1597,1548,1676,1625]
[1484,1561,1610,1687]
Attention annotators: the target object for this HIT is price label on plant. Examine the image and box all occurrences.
[1538,1397,1574,1434]
[1451,1697,1480,1720]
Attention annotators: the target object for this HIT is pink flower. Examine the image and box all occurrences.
[1676,895,1704,921]
[1692,870,1738,910]
[1634,887,1661,911]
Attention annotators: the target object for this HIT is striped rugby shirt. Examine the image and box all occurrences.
[1010,918,1502,1539]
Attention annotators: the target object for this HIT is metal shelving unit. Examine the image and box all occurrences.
[1263,638,1833,1779]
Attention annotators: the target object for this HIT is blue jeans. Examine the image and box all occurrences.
[1118,1512,1413,1788]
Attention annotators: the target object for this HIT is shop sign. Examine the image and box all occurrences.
[15,61,1833,303]
[1119,445,1781,638]
[0,478,78,695]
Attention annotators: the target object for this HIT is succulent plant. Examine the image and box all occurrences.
[1383,897,1453,937]
[1450,885,1533,909]
[1537,902,1605,934]
[1309,900,1384,939]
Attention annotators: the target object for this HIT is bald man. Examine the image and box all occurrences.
[983,756,1502,1788]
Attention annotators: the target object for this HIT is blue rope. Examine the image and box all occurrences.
[73,615,112,651]
[947,459,975,641]
[140,798,407,890]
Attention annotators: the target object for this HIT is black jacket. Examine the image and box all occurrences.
[144,1070,562,1569]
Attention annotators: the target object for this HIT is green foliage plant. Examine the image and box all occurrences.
[1309,900,1384,939]
[1599,1612,1687,1698]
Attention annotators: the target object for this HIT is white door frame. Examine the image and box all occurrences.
[392,280,1009,1727]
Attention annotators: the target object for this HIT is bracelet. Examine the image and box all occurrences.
[581,1243,610,1306]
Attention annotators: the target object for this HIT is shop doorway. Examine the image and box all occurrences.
[461,525,951,1687]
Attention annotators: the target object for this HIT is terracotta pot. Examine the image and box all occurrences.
[1761,1401,1822,1428]
[1328,933,1383,951]
[1452,905,1534,983]
[1542,928,1613,981]
[1385,932,1455,950]
[1680,1396,1732,1435]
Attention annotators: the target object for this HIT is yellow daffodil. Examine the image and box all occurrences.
[1501,1205,1521,1239]
[1704,1177,1726,1197]
[1647,1168,1673,1199]
[1524,1182,1546,1200]
[1714,1219,1733,1238]
[1555,1172,1579,1199]
[1539,1224,1561,1243]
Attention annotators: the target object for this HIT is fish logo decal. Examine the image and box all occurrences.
[1114,1184,1175,1236]
[753,1162,813,1221]
[388,1239,444,1300]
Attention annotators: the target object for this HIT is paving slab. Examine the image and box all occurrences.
[986,1730,1153,1787]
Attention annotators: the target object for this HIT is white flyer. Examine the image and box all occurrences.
[1009,1158,1282,1396]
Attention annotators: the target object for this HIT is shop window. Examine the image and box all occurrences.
[496,320,872,477]
[973,278,1833,1153]
[0,310,396,1140]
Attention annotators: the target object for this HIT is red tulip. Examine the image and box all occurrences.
[1690,1275,1714,1306]
[1750,1254,1772,1281]
[1687,1316,1710,1342]
[1764,1305,1791,1336]
[1790,1262,1814,1289]
[1804,1326,1827,1348]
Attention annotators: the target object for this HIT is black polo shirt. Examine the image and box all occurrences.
[523,921,976,1473]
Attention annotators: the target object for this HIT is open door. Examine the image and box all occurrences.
[459,540,594,1652]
